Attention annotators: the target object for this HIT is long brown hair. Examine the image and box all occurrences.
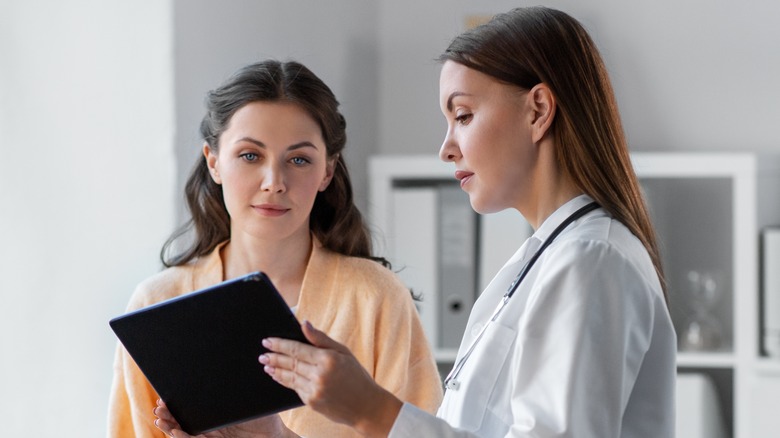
[439,7,667,301]
[161,60,385,268]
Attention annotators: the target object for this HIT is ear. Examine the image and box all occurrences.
[319,154,338,192]
[529,83,556,143]
[203,143,222,184]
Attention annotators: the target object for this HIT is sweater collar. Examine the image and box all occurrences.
[191,237,335,310]
[191,241,228,291]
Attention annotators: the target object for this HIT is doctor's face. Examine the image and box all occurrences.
[438,61,540,214]
[205,101,335,243]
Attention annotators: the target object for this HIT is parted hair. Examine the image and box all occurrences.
[161,60,384,268]
[439,6,667,301]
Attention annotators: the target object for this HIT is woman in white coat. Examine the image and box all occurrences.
[155,6,676,438]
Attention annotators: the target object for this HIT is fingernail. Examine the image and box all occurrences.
[304,320,314,330]
[258,354,268,364]
[262,338,271,348]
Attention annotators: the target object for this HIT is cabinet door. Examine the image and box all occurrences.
[747,373,780,436]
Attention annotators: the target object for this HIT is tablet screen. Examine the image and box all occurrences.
[110,271,308,435]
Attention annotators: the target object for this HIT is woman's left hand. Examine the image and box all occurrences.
[153,399,296,438]
[260,321,403,437]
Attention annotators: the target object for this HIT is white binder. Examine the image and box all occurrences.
[478,209,532,293]
[437,183,477,350]
[391,186,439,349]
[761,227,780,357]
[676,373,727,438]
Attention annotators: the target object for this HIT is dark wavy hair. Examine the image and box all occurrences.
[439,7,667,302]
[161,60,386,268]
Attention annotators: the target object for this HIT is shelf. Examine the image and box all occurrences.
[434,349,458,363]
[755,358,780,376]
[438,350,739,368]
[677,351,736,368]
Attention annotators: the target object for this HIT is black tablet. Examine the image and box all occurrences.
[109,271,309,435]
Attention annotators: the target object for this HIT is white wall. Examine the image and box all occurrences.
[0,1,175,436]
[377,0,780,157]
[171,0,780,217]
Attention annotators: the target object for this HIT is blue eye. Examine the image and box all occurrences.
[240,153,258,162]
[291,156,311,165]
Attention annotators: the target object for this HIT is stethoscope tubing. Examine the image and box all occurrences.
[444,202,600,390]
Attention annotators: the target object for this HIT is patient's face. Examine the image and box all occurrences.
[205,101,335,243]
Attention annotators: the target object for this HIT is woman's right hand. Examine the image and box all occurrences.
[260,321,403,437]
[153,399,299,438]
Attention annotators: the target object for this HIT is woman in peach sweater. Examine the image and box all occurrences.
[107,59,442,438]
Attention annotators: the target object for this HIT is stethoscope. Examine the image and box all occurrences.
[443,202,600,391]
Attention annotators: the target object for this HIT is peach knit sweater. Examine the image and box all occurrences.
[108,240,443,437]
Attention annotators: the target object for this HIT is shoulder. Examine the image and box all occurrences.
[126,244,225,311]
[519,215,668,344]
[556,214,655,274]
[125,254,216,311]
[125,265,193,311]
[341,254,408,293]
[324,250,411,302]
[540,214,663,303]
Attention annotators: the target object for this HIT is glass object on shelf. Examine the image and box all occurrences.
[639,176,734,353]
[680,269,724,352]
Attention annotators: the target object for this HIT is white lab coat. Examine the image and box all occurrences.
[389,195,676,437]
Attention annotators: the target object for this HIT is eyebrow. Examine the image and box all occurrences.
[446,91,470,112]
[236,137,319,151]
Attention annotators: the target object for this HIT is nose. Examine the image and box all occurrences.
[439,130,461,163]
[260,162,286,193]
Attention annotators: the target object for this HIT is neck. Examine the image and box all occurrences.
[519,139,583,230]
[526,184,584,230]
[222,230,312,306]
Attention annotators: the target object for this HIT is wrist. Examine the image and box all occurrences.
[353,388,403,438]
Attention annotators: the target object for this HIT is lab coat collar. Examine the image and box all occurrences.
[532,194,598,244]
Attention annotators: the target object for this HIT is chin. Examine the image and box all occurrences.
[470,198,510,216]
[469,200,492,215]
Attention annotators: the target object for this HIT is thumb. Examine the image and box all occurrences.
[302,320,349,353]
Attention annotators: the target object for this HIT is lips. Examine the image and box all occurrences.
[454,170,474,187]
[252,204,290,217]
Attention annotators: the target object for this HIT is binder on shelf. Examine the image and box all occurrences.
[390,186,439,349]
[761,227,780,358]
[676,373,727,438]
[478,209,532,293]
[437,183,478,350]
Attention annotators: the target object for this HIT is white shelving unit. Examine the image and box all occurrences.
[369,152,780,438]
[369,154,458,265]
[369,155,520,365]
